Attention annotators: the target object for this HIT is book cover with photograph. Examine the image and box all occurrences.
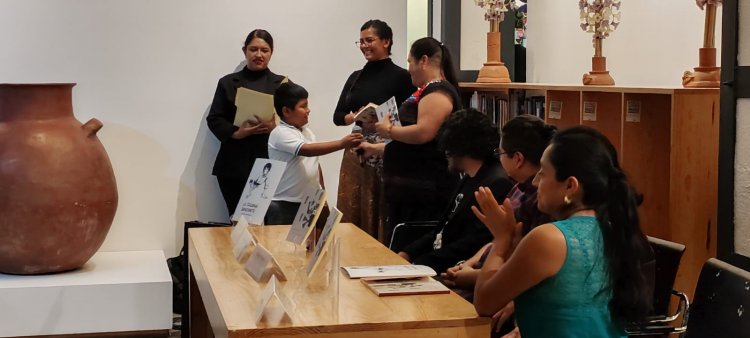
[232,159,286,224]
[285,187,327,245]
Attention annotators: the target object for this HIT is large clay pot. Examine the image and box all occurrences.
[0,84,118,274]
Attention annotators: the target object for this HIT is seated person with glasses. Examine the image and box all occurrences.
[439,114,557,336]
[397,108,513,274]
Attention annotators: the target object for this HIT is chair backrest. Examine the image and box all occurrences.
[684,258,750,338]
[388,222,439,252]
[648,236,686,316]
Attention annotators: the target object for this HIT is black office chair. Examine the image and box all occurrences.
[682,258,750,338]
[628,236,688,337]
[631,257,750,338]
[388,221,439,253]
[649,236,688,318]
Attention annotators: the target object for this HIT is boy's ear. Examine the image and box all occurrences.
[280,106,290,119]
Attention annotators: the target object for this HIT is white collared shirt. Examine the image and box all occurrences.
[268,120,320,203]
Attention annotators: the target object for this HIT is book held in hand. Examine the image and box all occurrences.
[341,264,436,280]
[234,87,276,126]
[353,96,401,126]
[361,278,450,296]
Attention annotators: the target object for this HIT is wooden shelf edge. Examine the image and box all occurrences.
[459,82,719,95]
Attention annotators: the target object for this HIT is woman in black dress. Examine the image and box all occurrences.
[207,29,286,215]
[357,37,462,248]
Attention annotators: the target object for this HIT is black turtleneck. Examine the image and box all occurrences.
[333,58,415,126]
[207,66,286,179]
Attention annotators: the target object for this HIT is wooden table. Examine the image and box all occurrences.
[188,223,489,338]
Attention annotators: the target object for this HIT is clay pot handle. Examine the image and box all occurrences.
[82,118,103,137]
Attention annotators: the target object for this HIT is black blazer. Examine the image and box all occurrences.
[207,67,286,180]
[403,160,514,273]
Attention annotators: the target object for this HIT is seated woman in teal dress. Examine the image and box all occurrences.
[472,126,652,338]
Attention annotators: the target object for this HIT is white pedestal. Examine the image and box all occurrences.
[0,250,172,337]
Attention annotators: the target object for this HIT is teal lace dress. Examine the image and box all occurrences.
[514,216,626,338]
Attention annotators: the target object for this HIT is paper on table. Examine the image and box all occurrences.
[361,277,450,296]
[231,215,251,244]
[244,243,286,282]
[341,265,436,280]
[232,230,256,261]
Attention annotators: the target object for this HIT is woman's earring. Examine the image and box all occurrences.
[563,195,572,205]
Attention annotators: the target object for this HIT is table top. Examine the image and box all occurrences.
[188,223,487,336]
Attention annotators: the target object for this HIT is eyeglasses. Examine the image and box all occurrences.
[355,37,380,47]
[493,148,511,158]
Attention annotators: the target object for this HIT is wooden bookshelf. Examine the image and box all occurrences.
[460,82,720,299]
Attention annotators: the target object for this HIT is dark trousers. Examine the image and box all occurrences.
[265,200,301,225]
[217,176,246,217]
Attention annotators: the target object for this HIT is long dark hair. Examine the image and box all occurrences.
[409,37,457,88]
[244,29,274,50]
[501,115,557,166]
[548,126,652,324]
[361,19,393,55]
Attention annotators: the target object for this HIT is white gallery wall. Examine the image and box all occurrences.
[0,0,408,256]
[734,0,750,257]
[527,0,722,86]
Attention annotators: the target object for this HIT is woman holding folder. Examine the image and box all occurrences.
[333,20,415,242]
[207,29,286,216]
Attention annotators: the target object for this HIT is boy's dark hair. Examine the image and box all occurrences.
[274,82,308,121]
[438,108,498,161]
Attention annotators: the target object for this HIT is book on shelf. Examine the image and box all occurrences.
[341,264,436,280]
[470,90,545,127]
[360,278,450,296]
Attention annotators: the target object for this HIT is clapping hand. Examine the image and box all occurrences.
[470,188,522,258]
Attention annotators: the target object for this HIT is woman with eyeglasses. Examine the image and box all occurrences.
[333,20,415,242]
[207,29,286,215]
[356,37,462,250]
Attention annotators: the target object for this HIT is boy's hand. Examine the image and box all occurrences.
[340,133,364,149]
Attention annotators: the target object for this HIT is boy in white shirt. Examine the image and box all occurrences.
[266,82,363,224]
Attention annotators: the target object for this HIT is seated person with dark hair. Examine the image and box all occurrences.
[397,108,514,274]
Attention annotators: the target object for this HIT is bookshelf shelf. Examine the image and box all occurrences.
[459,82,720,299]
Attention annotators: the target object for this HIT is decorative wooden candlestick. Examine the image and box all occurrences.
[683,3,721,88]
[583,38,615,85]
[477,19,511,83]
